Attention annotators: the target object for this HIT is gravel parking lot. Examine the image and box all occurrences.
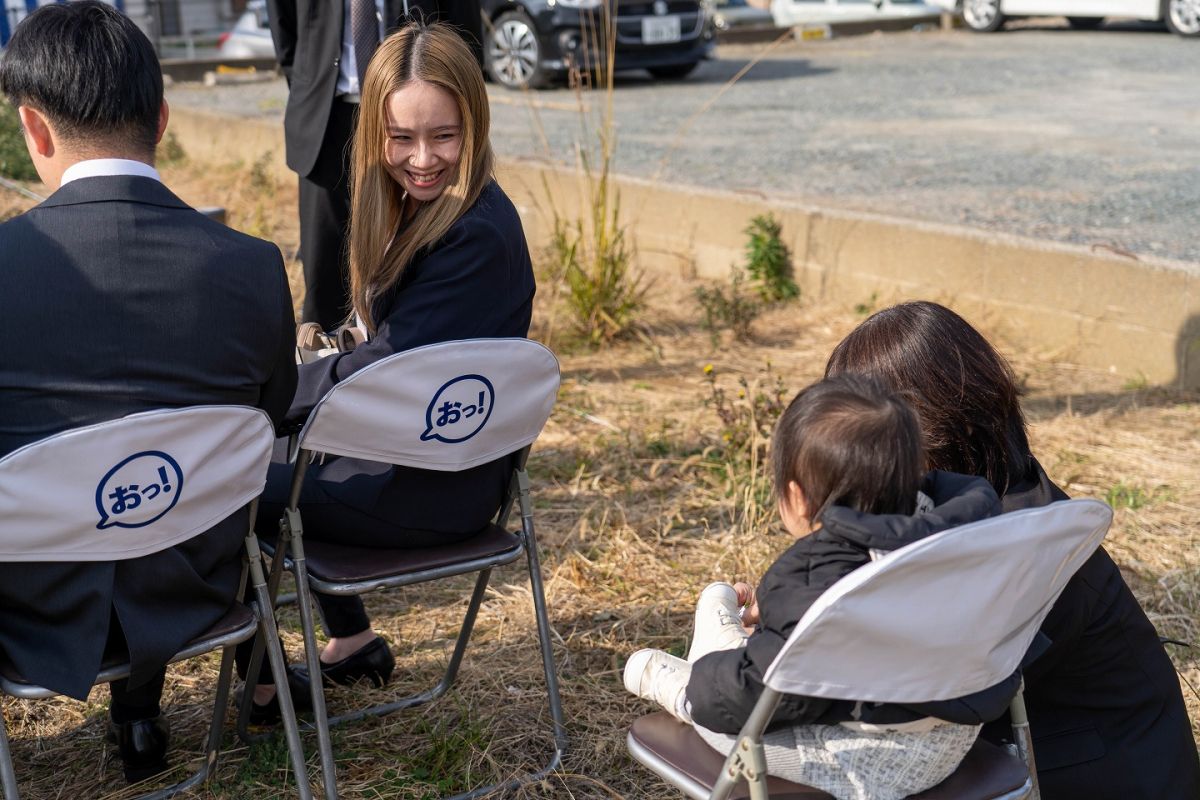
[169,23,1200,263]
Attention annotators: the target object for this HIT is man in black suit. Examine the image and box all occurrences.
[266,0,482,331]
[0,1,296,783]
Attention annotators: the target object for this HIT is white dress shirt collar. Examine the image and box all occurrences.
[60,158,162,186]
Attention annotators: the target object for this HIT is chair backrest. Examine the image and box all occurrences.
[0,406,275,562]
[762,499,1112,704]
[297,338,561,472]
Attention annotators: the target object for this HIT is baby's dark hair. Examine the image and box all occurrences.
[771,374,926,525]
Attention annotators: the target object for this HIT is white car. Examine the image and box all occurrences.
[929,0,1198,36]
[217,0,276,59]
[711,0,776,31]
[770,0,943,28]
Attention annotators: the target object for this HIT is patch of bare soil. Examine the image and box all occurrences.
[1,158,1196,799]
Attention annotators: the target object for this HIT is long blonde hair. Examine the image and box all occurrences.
[349,22,494,334]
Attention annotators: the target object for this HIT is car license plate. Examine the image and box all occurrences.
[642,15,682,44]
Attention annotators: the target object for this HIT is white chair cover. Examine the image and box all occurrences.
[298,338,561,471]
[0,406,275,562]
[763,499,1112,703]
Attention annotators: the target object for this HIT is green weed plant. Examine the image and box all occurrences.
[743,213,797,303]
[695,267,761,344]
[157,131,187,168]
[0,104,37,182]
[540,9,645,348]
[1104,481,1173,510]
[702,362,791,532]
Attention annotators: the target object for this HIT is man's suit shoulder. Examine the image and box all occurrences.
[0,197,286,284]
[191,210,285,258]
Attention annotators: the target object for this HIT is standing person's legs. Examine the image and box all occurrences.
[298,98,356,331]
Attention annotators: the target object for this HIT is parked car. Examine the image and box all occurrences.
[929,0,1198,36]
[710,0,776,31]
[768,0,941,27]
[217,0,276,59]
[481,0,717,90]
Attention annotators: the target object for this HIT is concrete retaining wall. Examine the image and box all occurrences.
[170,106,1200,391]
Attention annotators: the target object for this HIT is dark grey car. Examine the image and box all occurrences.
[482,0,716,89]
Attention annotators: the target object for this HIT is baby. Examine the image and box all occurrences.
[624,375,1011,800]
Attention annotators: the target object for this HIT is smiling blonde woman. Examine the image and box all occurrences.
[241,22,536,714]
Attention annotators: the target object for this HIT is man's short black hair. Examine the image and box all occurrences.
[0,0,162,153]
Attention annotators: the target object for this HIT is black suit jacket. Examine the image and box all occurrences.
[0,175,297,699]
[285,180,534,533]
[266,0,481,178]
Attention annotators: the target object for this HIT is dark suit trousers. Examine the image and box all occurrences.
[105,610,167,722]
[299,98,357,330]
[239,445,479,686]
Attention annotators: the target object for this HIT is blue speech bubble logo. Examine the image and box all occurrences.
[95,451,184,530]
[421,375,495,444]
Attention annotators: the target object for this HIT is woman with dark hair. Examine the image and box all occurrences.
[825,300,1200,800]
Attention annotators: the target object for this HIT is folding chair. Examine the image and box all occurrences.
[241,338,567,800]
[0,406,313,800]
[627,498,1114,800]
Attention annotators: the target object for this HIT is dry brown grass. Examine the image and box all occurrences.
[1,157,1197,798]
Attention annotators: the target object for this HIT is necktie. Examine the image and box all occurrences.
[351,0,379,88]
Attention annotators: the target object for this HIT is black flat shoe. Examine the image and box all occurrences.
[306,636,395,688]
[106,715,170,783]
[245,663,314,726]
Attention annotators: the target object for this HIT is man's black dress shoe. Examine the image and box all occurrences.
[246,663,314,726]
[300,636,395,688]
[106,715,170,783]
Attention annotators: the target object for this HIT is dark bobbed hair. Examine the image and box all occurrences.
[0,0,162,153]
[772,374,925,526]
[824,301,1033,496]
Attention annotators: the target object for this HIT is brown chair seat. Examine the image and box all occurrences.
[300,523,523,585]
[627,712,1031,800]
[0,604,256,690]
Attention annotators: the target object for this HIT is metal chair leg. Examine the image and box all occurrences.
[287,520,338,800]
[236,503,302,747]
[518,470,568,766]
[436,470,570,800]
[1009,682,1041,800]
[204,646,239,776]
[321,567,493,728]
[0,705,20,800]
[709,688,782,800]
[247,534,315,800]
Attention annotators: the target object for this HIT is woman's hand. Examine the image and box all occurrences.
[733,581,759,632]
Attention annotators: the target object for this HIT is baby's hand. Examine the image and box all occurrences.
[732,582,760,630]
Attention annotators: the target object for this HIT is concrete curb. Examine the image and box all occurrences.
[161,57,279,83]
[167,106,1200,391]
[716,14,945,45]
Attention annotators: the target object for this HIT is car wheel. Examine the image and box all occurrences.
[1164,0,1200,35]
[485,10,552,90]
[1066,16,1104,28]
[962,0,1005,31]
[647,62,700,80]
